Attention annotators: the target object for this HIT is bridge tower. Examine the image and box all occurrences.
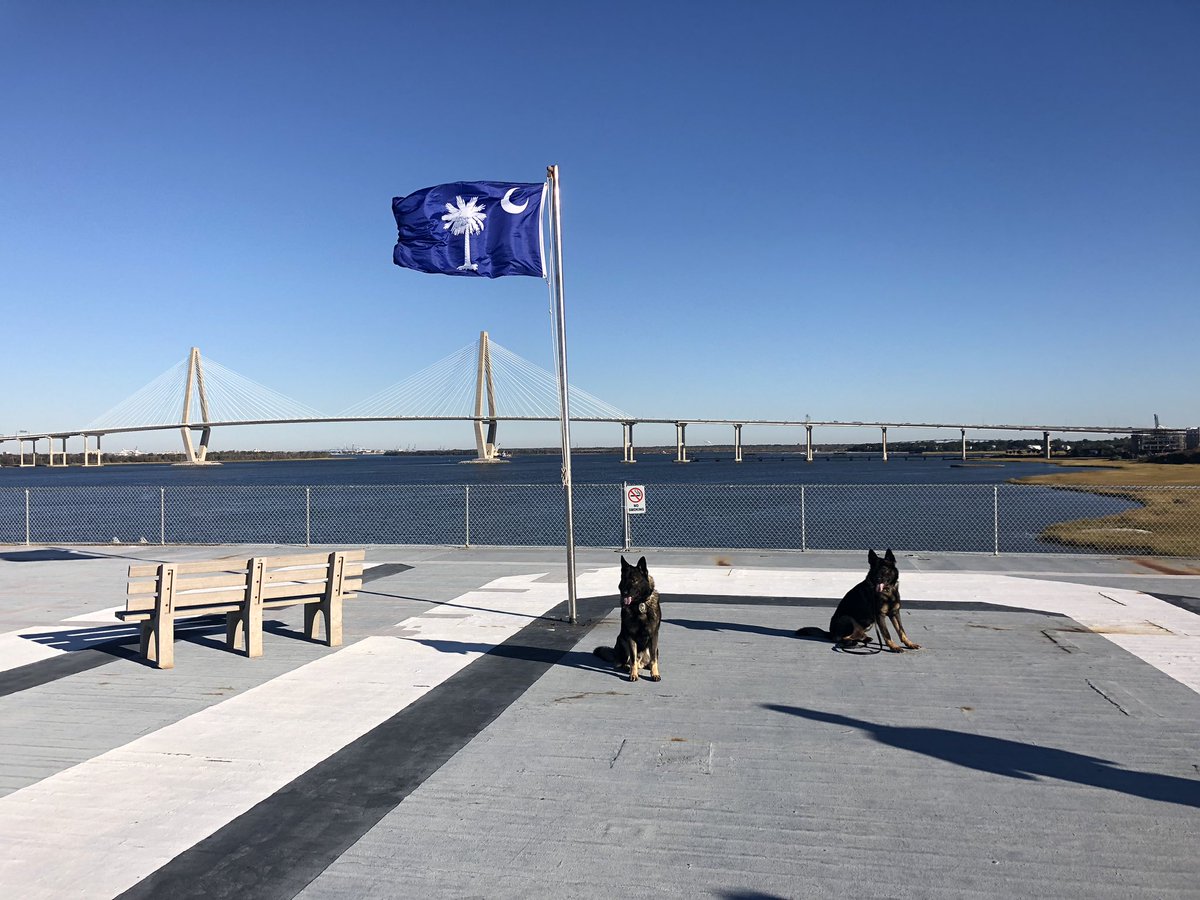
[177,347,219,466]
[471,331,505,463]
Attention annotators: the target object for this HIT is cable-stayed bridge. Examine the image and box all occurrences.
[0,333,1187,467]
[1,333,631,466]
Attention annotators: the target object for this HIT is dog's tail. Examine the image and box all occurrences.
[593,645,618,663]
[795,626,832,641]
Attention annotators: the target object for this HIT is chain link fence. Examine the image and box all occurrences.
[2,483,1198,556]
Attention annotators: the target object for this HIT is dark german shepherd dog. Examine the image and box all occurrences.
[594,556,662,681]
[796,549,920,652]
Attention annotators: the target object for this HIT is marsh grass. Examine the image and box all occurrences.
[1009,461,1200,556]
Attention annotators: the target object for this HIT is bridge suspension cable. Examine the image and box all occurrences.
[338,335,630,420]
[87,353,324,430]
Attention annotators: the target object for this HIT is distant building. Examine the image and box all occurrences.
[1132,431,1186,456]
[1188,429,1199,450]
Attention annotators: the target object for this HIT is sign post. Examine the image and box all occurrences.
[622,483,646,551]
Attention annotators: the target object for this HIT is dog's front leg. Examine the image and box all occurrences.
[623,635,640,681]
[891,611,920,649]
[875,615,903,652]
[648,631,661,682]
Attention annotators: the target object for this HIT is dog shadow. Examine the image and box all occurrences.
[669,618,798,640]
[764,704,1200,810]
[406,638,641,680]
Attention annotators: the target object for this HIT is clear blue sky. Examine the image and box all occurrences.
[2,1,1197,451]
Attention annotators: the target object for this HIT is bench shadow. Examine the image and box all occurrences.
[764,704,1200,810]
[177,618,295,655]
[20,616,295,665]
[21,623,144,652]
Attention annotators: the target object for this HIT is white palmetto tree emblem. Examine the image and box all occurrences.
[441,196,487,271]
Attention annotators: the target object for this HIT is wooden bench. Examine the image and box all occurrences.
[118,549,366,669]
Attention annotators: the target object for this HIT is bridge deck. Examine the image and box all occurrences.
[1,545,1198,899]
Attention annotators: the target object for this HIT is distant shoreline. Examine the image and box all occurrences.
[1010,460,1200,556]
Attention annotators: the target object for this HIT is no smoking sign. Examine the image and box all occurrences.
[625,484,646,515]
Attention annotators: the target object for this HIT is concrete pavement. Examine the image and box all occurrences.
[1,544,1198,898]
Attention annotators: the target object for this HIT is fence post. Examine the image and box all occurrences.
[25,489,30,546]
[305,487,312,547]
[160,488,166,545]
[464,485,471,548]
[993,486,999,556]
[801,485,807,552]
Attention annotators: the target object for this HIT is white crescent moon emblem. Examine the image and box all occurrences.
[500,188,528,214]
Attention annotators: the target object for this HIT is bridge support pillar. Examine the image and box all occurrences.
[961,428,967,461]
[733,424,743,462]
[177,348,220,466]
[83,434,103,467]
[806,424,813,462]
[674,422,689,463]
[471,331,504,463]
[180,426,217,465]
[18,438,35,467]
[881,427,888,462]
[47,437,68,467]
[622,422,636,463]
[1043,431,1051,459]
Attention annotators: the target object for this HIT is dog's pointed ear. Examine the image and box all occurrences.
[620,555,629,568]
[637,556,648,573]
[868,549,880,564]
[885,549,896,563]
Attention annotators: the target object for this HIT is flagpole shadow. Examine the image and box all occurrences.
[763,704,1200,809]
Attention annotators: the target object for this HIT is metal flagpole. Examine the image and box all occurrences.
[546,164,578,624]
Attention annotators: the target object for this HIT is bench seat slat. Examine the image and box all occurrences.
[117,598,244,620]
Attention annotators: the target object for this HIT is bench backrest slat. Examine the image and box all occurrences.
[263,561,364,584]
[128,571,250,595]
[255,549,365,569]
[260,577,361,602]
[128,557,250,578]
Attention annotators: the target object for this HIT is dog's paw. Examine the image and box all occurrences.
[650,674,661,682]
[904,642,922,650]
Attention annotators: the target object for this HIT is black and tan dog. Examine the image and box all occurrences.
[594,555,662,681]
[796,549,920,652]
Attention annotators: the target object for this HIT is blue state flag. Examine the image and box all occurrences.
[392,181,545,278]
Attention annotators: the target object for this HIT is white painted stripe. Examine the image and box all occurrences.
[62,605,126,623]
[0,628,66,670]
[0,567,613,899]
